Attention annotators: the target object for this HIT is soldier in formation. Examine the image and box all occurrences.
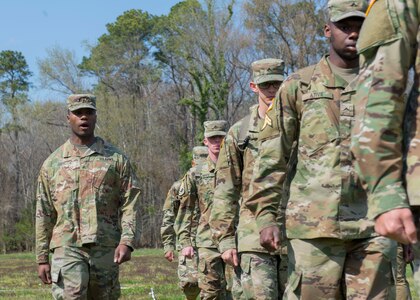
[36,94,141,299]
[176,121,231,299]
[209,58,287,299]
[160,146,208,299]
[351,0,420,292]
[245,0,398,298]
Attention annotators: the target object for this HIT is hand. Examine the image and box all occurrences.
[181,246,194,258]
[375,208,418,245]
[114,244,132,265]
[221,248,239,267]
[164,250,175,262]
[38,263,52,284]
[260,225,281,252]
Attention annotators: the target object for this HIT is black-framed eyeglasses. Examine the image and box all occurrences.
[257,81,282,90]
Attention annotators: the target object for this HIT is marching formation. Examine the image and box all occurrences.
[160,0,420,299]
[34,0,420,299]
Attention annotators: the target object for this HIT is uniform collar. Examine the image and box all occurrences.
[207,155,216,172]
[62,137,106,158]
[317,55,348,89]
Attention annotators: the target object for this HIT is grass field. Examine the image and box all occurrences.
[0,249,418,299]
[0,249,184,299]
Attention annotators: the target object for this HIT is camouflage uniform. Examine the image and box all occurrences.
[161,180,200,300]
[176,121,229,300]
[350,0,420,293]
[210,59,287,300]
[36,94,141,300]
[245,2,397,298]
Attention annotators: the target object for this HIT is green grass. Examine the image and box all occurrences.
[0,249,183,299]
[0,249,418,299]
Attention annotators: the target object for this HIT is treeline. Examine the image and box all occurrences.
[0,0,327,252]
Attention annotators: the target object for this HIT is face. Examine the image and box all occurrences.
[67,108,97,143]
[250,80,282,107]
[204,135,224,157]
[324,17,364,62]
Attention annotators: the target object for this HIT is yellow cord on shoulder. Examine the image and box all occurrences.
[365,0,378,16]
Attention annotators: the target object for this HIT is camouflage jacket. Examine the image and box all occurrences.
[160,180,199,252]
[351,0,419,217]
[160,180,182,253]
[247,55,375,240]
[210,105,270,253]
[35,137,141,263]
[176,156,217,249]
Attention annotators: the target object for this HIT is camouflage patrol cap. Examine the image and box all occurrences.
[204,120,228,138]
[192,146,208,162]
[328,0,367,22]
[67,94,96,112]
[252,58,285,84]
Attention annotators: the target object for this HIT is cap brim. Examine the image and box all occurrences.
[69,104,97,112]
[254,74,284,84]
[204,131,227,138]
[331,11,365,22]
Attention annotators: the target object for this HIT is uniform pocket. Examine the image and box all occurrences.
[284,270,302,297]
[300,92,338,156]
[240,255,251,275]
[51,266,62,284]
[198,257,208,274]
[358,0,401,53]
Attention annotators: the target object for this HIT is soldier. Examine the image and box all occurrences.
[176,120,229,300]
[245,0,397,298]
[35,94,141,299]
[160,146,207,300]
[209,58,286,299]
[350,0,420,292]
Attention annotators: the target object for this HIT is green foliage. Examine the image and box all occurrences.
[178,142,193,174]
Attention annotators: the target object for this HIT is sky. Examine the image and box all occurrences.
[0,0,182,100]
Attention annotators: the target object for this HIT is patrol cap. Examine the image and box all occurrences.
[67,94,97,112]
[328,0,367,22]
[192,146,208,161]
[252,58,285,84]
[204,120,228,138]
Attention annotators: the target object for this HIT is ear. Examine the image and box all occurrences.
[203,138,208,146]
[249,82,259,93]
[324,23,331,38]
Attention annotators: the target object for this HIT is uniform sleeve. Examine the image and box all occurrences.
[351,0,418,217]
[175,171,197,249]
[209,127,242,253]
[35,167,57,264]
[119,157,141,249]
[246,78,299,232]
[160,186,178,253]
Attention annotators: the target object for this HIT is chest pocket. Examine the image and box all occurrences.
[300,91,339,156]
[80,158,117,199]
[196,173,215,205]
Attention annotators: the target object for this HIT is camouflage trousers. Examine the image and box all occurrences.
[51,245,120,300]
[197,247,229,300]
[285,237,396,300]
[178,252,200,300]
[237,252,281,300]
[392,244,412,300]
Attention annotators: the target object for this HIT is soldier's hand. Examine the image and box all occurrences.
[221,249,239,267]
[114,244,132,265]
[38,263,52,284]
[260,225,281,252]
[375,208,418,245]
[165,250,175,262]
[181,246,194,258]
